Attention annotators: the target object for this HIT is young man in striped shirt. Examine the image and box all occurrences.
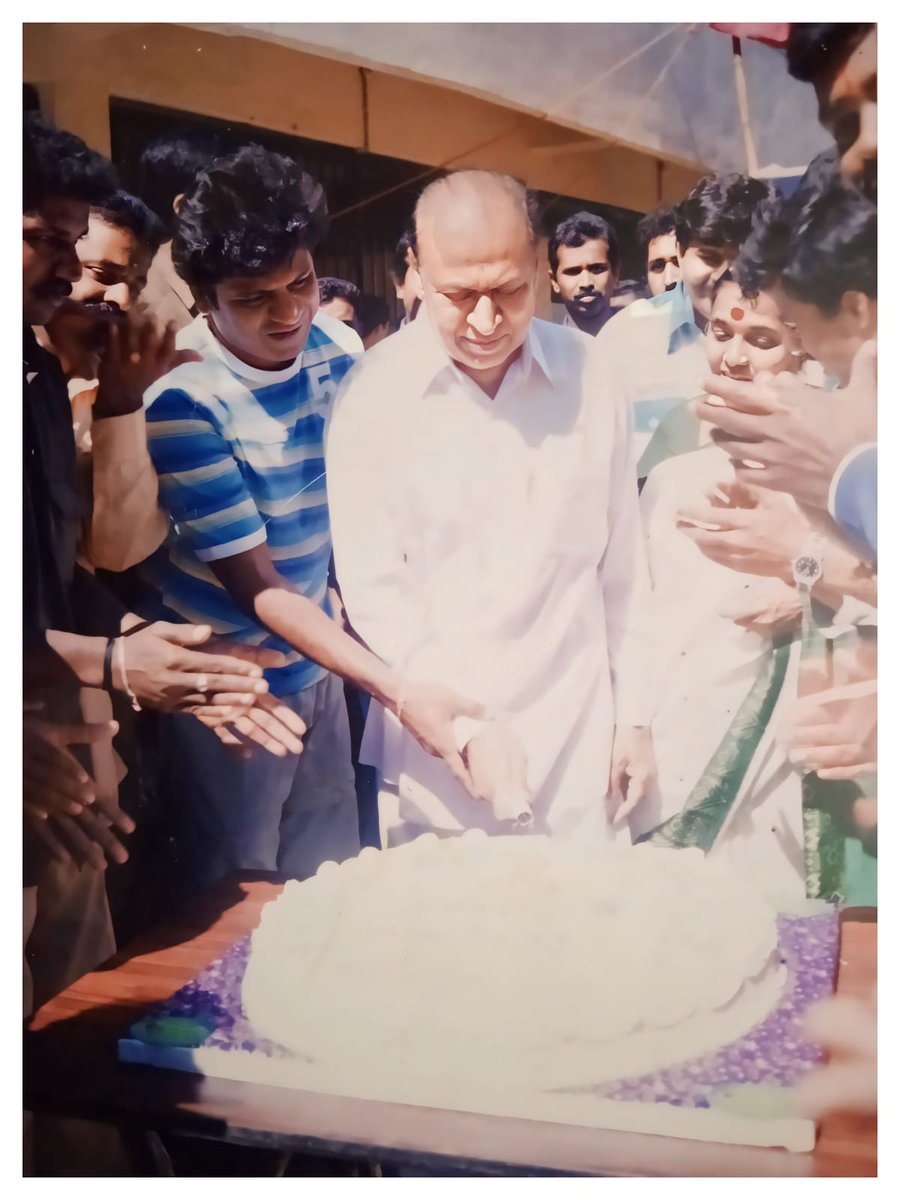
[142,145,484,894]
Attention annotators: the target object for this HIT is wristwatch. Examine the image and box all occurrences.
[792,533,827,593]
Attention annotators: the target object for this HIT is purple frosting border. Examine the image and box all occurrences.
[123,910,838,1106]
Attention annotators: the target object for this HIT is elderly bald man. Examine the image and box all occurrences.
[326,170,656,847]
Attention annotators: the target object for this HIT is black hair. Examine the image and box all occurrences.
[355,292,391,339]
[548,211,620,275]
[138,130,225,233]
[734,158,876,315]
[674,174,776,253]
[318,277,360,307]
[786,23,874,90]
[172,144,328,307]
[391,226,418,282]
[23,111,117,214]
[93,189,166,257]
[637,205,677,258]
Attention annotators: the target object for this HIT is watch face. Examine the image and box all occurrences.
[793,554,823,586]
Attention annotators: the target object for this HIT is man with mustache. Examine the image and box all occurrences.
[42,190,172,572]
[638,205,681,298]
[548,211,619,337]
[23,114,287,1012]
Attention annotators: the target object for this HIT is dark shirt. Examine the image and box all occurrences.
[23,326,125,644]
[23,325,82,640]
[22,325,123,883]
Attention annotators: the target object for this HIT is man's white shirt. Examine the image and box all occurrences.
[325,314,653,840]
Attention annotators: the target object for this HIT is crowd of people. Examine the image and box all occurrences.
[23,20,877,1146]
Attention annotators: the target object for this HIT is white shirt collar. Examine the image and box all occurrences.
[201,316,305,385]
[414,312,554,397]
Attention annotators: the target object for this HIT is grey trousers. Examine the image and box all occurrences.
[158,671,360,895]
[24,859,115,1017]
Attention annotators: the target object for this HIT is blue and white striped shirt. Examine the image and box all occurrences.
[143,313,361,696]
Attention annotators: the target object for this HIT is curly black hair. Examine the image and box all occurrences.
[318,277,360,307]
[172,144,329,307]
[23,111,117,214]
[786,24,873,90]
[637,205,677,258]
[734,155,876,315]
[138,130,225,233]
[548,211,620,276]
[93,190,166,257]
[674,174,776,253]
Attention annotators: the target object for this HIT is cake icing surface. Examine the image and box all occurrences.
[242,834,786,1098]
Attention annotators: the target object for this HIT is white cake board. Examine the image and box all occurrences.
[118,1037,815,1153]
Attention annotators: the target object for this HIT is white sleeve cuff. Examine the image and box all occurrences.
[195,527,267,562]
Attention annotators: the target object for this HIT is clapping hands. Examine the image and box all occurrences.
[23,711,135,868]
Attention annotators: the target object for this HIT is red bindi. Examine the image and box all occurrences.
[730,306,745,321]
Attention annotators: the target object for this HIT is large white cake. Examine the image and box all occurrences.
[242,834,787,1104]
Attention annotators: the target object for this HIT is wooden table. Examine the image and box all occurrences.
[25,874,877,1177]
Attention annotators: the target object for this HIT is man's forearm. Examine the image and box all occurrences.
[25,630,107,691]
[88,411,169,572]
[25,566,146,692]
[814,539,877,610]
[253,587,402,712]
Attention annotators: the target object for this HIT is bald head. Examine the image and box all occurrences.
[415,171,536,265]
[412,171,540,396]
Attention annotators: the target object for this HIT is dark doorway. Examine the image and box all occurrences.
[110,97,438,320]
[109,97,645,316]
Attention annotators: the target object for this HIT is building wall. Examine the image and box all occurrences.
[24,22,700,213]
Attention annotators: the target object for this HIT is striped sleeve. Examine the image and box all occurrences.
[146,386,267,562]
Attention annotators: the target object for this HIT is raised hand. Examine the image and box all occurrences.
[24,713,137,868]
[190,691,307,759]
[94,311,202,418]
[780,677,877,781]
[27,805,134,870]
[719,578,803,636]
[116,621,274,711]
[696,341,876,510]
[23,715,116,821]
[677,478,810,582]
